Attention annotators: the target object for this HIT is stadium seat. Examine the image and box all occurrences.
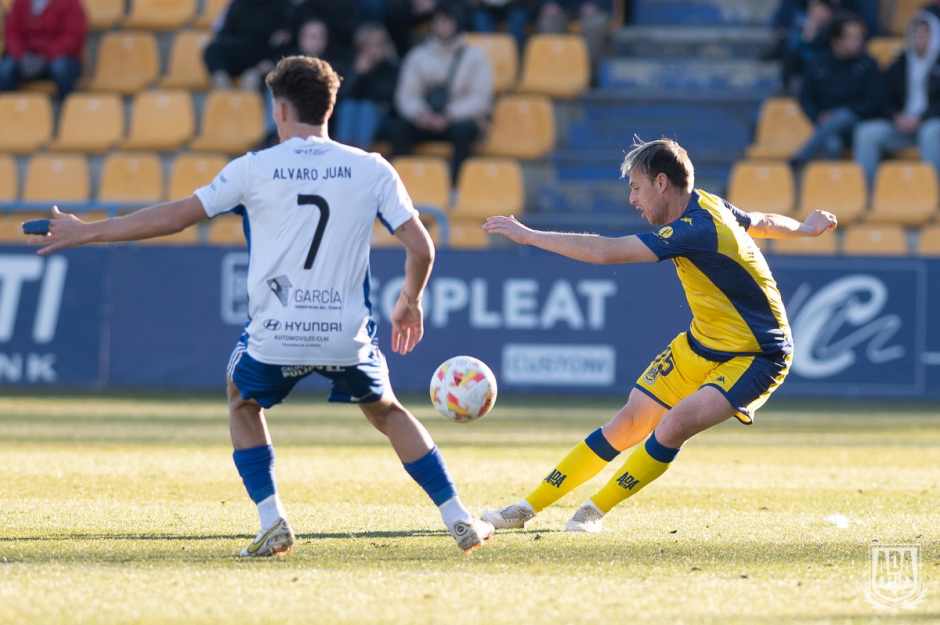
[746,98,813,159]
[0,93,52,153]
[83,0,125,29]
[190,90,265,154]
[727,161,795,215]
[868,37,904,68]
[392,156,450,211]
[463,33,518,93]
[50,93,123,153]
[482,95,555,159]
[772,234,838,255]
[169,153,226,199]
[518,34,589,98]
[124,0,197,30]
[917,224,940,255]
[843,224,908,255]
[24,155,90,203]
[99,152,164,204]
[0,155,16,204]
[890,0,923,35]
[453,158,524,221]
[88,31,160,94]
[206,214,247,245]
[798,162,867,224]
[194,0,228,28]
[371,221,401,248]
[0,212,46,242]
[123,90,195,151]
[867,162,939,225]
[161,30,212,90]
[448,221,490,249]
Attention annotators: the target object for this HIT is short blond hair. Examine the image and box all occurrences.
[620,138,695,193]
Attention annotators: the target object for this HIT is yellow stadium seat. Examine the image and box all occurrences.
[799,161,867,224]
[727,161,795,215]
[372,221,401,248]
[50,93,123,153]
[747,98,813,159]
[463,33,518,93]
[83,0,125,29]
[918,224,940,255]
[448,220,490,249]
[0,93,52,153]
[868,37,904,68]
[414,142,453,158]
[843,224,909,255]
[890,0,923,35]
[772,234,838,255]
[207,214,247,245]
[453,158,524,221]
[124,0,197,30]
[169,153,226,199]
[0,212,48,242]
[88,31,160,94]
[190,90,265,154]
[24,155,90,203]
[392,156,450,211]
[482,95,555,159]
[123,90,195,151]
[0,155,17,203]
[23,80,58,96]
[518,34,589,98]
[99,152,164,204]
[868,162,939,225]
[161,30,211,90]
[194,0,228,28]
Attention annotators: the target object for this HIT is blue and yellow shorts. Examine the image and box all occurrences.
[635,332,791,424]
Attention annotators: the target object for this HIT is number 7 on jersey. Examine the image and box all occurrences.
[298,194,330,270]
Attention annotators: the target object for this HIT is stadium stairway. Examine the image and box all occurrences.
[523,0,780,235]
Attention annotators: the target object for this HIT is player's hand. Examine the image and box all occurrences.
[35,206,95,255]
[482,215,534,245]
[800,209,838,237]
[390,292,424,355]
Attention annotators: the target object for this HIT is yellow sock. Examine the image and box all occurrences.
[525,428,620,512]
[590,432,679,514]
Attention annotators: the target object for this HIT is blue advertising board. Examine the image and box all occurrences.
[1,244,938,399]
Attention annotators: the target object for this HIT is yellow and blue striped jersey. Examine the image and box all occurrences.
[636,189,792,359]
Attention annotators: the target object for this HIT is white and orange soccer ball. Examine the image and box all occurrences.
[429,356,498,422]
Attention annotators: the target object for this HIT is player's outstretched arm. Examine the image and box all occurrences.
[34,196,207,255]
[390,216,435,355]
[483,215,657,264]
[747,209,838,239]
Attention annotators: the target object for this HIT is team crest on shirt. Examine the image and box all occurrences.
[680,217,693,225]
[657,226,674,239]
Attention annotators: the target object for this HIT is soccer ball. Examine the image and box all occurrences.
[429,356,498,422]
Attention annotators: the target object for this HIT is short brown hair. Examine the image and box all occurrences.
[265,56,341,126]
[620,138,695,193]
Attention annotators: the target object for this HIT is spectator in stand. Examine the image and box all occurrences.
[289,0,358,66]
[0,0,87,100]
[335,23,400,149]
[381,4,493,185]
[386,0,438,56]
[854,11,940,182]
[470,1,530,49]
[203,0,294,90]
[791,12,881,167]
[535,1,610,75]
[780,0,838,92]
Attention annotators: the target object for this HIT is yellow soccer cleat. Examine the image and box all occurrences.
[239,518,295,557]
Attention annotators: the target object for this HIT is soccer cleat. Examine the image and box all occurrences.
[239,518,295,557]
[565,502,605,533]
[481,501,536,530]
[449,517,495,554]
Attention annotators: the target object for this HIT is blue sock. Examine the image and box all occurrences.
[233,445,277,503]
[403,447,457,506]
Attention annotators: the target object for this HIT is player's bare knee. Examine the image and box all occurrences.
[360,396,404,435]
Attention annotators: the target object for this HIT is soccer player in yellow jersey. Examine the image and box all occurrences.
[481,138,838,532]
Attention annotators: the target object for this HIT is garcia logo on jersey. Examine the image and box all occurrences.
[265,274,343,311]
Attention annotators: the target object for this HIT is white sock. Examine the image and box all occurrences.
[257,493,286,530]
[439,495,473,528]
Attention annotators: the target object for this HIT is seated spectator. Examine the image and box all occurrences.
[781,0,838,92]
[0,0,87,100]
[471,0,530,49]
[385,0,438,56]
[380,4,493,184]
[203,0,293,90]
[289,0,357,65]
[335,23,399,149]
[854,12,940,182]
[536,1,610,75]
[792,12,881,167]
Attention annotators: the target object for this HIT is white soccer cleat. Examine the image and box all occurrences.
[239,518,295,557]
[449,517,495,554]
[565,502,605,533]
[481,501,536,530]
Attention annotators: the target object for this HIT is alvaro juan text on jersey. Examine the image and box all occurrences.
[194,136,418,366]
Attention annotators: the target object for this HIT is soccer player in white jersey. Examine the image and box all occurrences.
[31,56,494,556]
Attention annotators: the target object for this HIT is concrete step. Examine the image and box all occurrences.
[599,58,779,93]
[611,26,774,60]
[632,0,777,26]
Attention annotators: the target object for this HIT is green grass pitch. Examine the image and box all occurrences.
[0,394,937,625]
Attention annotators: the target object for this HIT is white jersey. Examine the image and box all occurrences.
[195,136,418,366]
